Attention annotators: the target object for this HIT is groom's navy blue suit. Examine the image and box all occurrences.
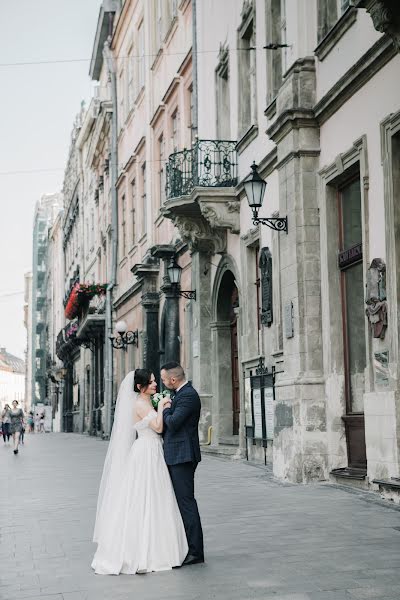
[163,382,204,560]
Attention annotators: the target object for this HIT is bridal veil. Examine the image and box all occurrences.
[93,370,137,543]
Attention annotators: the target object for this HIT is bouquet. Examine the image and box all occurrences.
[151,389,172,409]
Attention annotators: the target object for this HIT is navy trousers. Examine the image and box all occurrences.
[168,462,204,559]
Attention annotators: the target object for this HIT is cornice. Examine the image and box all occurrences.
[314,7,358,62]
[162,76,182,105]
[266,109,318,144]
[314,35,396,125]
[150,103,166,128]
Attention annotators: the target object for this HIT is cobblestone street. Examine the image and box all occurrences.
[1,433,400,600]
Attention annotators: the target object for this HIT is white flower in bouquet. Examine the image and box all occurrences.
[151,389,171,409]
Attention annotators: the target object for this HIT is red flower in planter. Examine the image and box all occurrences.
[64,283,107,319]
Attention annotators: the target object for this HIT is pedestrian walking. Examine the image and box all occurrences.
[39,413,45,433]
[1,404,11,444]
[27,412,34,433]
[9,400,24,455]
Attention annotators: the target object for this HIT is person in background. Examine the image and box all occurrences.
[10,400,24,455]
[1,404,11,444]
[20,424,25,444]
[39,412,45,433]
[27,412,34,433]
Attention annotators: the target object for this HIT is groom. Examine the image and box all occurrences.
[161,362,204,565]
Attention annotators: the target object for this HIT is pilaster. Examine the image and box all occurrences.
[267,56,327,482]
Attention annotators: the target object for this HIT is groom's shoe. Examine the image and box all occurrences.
[182,554,204,566]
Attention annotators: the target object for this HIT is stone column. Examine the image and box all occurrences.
[141,292,161,380]
[210,320,232,444]
[190,248,213,442]
[267,57,326,483]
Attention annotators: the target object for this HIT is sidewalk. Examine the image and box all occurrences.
[1,433,400,600]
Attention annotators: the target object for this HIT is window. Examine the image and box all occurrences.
[155,0,163,50]
[90,209,94,250]
[118,69,125,128]
[238,12,257,136]
[255,246,261,332]
[120,194,126,259]
[141,163,147,236]
[216,46,230,139]
[127,47,134,111]
[158,134,165,208]
[138,22,145,91]
[131,179,136,245]
[171,110,180,152]
[265,0,285,104]
[338,177,365,413]
[188,85,194,145]
[317,0,350,42]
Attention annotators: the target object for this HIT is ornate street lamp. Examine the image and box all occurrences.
[167,259,196,300]
[244,162,288,233]
[110,320,139,350]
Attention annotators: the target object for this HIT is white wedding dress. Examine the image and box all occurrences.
[91,372,188,575]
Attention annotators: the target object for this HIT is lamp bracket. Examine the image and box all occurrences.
[179,290,197,301]
[252,216,288,233]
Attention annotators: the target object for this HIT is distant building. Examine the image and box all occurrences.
[0,348,25,409]
[31,194,63,407]
[23,271,33,413]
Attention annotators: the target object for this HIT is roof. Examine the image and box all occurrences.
[0,348,25,374]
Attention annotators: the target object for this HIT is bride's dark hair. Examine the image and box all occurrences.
[134,369,153,393]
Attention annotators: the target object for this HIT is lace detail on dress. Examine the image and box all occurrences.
[134,410,157,431]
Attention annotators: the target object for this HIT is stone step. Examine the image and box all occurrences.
[201,444,241,458]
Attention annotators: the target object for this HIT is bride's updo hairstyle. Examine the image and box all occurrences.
[134,369,153,393]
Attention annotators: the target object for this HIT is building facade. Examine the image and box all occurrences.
[23,271,33,414]
[31,193,63,409]
[42,0,400,495]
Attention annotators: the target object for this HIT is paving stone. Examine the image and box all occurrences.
[1,433,400,600]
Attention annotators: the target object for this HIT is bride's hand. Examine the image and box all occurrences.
[158,397,171,410]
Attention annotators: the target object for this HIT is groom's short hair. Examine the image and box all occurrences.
[161,362,185,380]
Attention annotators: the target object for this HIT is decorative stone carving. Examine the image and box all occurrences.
[259,247,273,327]
[199,199,240,234]
[365,258,387,339]
[356,0,400,52]
[173,216,226,254]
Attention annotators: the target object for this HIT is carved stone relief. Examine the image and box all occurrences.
[172,216,226,254]
[357,0,400,52]
[199,199,240,233]
[365,258,387,339]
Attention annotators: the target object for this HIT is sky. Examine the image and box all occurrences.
[0,0,101,359]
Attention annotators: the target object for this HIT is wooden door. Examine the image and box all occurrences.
[338,178,367,471]
[230,287,240,435]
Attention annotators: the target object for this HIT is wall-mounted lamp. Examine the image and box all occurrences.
[110,320,139,350]
[167,259,197,300]
[244,162,288,233]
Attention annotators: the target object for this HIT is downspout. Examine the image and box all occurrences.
[192,0,198,139]
[103,35,118,439]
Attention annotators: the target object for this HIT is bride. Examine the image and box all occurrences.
[92,369,188,575]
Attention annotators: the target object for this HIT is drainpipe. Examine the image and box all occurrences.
[192,0,198,140]
[103,36,118,439]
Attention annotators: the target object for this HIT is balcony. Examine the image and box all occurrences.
[163,140,240,252]
[166,140,238,199]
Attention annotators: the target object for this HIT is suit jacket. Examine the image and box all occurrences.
[163,381,201,466]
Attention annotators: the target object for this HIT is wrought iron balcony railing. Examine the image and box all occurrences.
[166,139,237,200]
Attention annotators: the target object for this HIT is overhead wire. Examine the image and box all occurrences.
[0,45,267,68]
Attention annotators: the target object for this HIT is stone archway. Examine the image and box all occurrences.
[211,262,240,444]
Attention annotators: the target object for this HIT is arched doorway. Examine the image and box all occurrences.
[215,270,240,439]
